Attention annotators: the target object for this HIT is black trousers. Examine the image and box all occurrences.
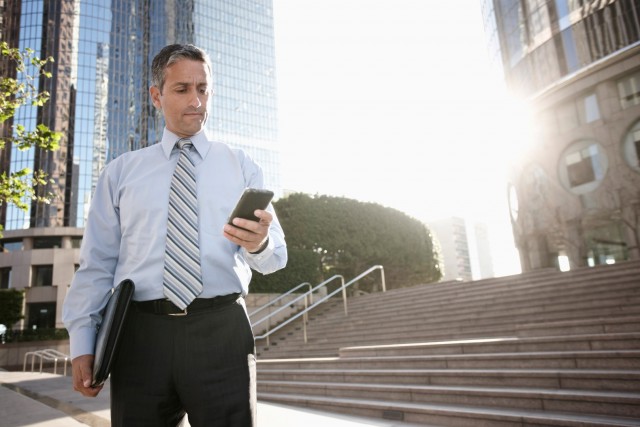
[110,297,256,427]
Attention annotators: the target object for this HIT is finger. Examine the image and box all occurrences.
[230,217,269,235]
[254,209,272,224]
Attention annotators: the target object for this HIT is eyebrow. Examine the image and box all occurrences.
[171,81,208,88]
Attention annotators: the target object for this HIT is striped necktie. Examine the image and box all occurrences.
[163,139,203,309]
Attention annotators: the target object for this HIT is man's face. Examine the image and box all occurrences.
[150,59,211,138]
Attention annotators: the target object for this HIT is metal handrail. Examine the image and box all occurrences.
[23,349,70,375]
[254,265,385,344]
[248,281,312,317]
[251,275,344,346]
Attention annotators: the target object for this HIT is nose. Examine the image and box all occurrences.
[188,89,202,108]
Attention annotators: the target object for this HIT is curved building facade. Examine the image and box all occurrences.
[0,0,280,330]
[483,0,640,271]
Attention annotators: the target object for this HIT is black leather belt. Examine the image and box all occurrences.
[133,293,241,316]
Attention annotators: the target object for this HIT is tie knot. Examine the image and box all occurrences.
[177,139,193,151]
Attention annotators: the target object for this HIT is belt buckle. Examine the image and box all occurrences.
[168,304,188,316]
[169,307,187,316]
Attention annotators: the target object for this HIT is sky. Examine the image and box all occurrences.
[271,0,527,276]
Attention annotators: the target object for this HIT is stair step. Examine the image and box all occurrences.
[257,368,640,391]
[258,381,640,418]
[258,350,640,370]
[258,392,640,426]
[338,333,640,357]
[516,316,640,337]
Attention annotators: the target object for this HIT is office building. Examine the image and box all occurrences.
[482,0,640,271]
[0,0,280,329]
[473,222,495,279]
[428,217,474,282]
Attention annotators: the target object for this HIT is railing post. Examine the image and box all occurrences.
[307,282,313,306]
[380,265,386,292]
[341,276,348,315]
[266,321,270,347]
[303,293,308,325]
[303,292,308,343]
[302,295,308,344]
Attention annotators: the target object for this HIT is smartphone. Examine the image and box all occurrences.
[227,188,274,225]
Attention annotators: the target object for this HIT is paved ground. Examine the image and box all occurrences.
[0,370,415,427]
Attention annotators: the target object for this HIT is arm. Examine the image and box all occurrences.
[63,162,122,396]
[222,150,287,273]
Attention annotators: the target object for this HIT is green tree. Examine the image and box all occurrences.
[250,247,323,293]
[0,42,62,235]
[250,193,442,293]
[0,289,24,328]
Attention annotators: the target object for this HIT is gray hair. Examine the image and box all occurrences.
[151,44,212,92]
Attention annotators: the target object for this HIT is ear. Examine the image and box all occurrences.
[149,86,162,109]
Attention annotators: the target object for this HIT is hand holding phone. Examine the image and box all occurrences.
[227,188,274,225]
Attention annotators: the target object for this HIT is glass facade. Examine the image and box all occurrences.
[483,0,640,97]
[4,0,281,230]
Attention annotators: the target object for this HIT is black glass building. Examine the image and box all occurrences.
[4,0,280,230]
[482,0,640,271]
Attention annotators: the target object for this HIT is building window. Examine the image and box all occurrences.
[566,149,596,187]
[618,71,640,109]
[1,239,23,252]
[71,237,83,248]
[560,28,580,72]
[0,267,11,289]
[622,120,640,173]
[585,222,628,266]
[32,265,53,287]
[27,302,56,330]
[33,237,62,249]
[579,93,600,123]
[559,140,607,194]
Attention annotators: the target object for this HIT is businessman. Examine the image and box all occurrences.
[63,43,287,426]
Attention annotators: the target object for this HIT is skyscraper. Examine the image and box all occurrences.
[0,0,281,329]
[482,0,640,271]
[427,217,474,282]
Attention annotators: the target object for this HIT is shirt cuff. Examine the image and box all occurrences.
[69,326,97,360]
[249,237,269,254]
[245,236,274,261]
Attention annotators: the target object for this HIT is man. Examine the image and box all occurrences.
[63,43,287,426]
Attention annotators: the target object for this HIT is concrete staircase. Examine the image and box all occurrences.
[255,260,640,426]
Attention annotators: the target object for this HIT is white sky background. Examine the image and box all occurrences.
[272,0,526,276]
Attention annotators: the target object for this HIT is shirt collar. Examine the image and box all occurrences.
[160,128,211,160]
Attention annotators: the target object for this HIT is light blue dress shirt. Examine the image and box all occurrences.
[62,128,287,358]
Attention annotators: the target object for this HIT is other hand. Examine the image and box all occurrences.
[71,354,102,397]
[223,209,271,253]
